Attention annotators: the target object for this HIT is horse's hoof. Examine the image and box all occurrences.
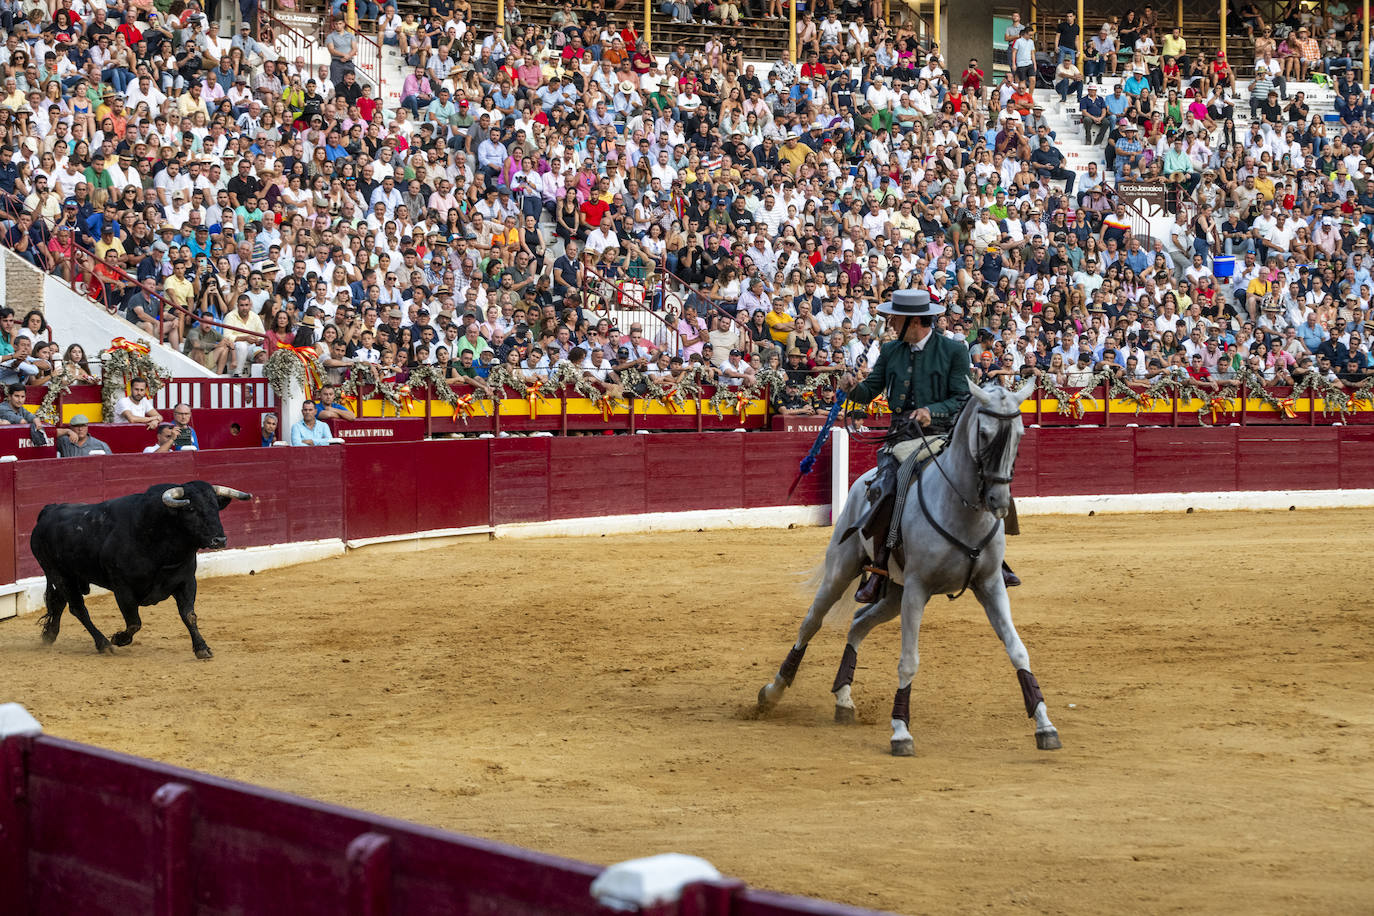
[834,705,857,724]
[40,629,58,645]
[97,642,115,655]
[111,632,133,647]
[194,646,214,660]
[1036,728,1062,750]
[891,737,915,757]
[756,685,776,710]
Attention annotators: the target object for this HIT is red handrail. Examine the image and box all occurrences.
[317,16,386,99]
[0,193,266,350]
[577,259,686,346]
[262,10,319,73]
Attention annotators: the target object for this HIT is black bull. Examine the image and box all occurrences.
[31,481,253,658]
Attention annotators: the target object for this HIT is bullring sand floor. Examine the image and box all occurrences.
[4,509,1373,915]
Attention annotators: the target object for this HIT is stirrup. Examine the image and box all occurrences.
[862,565,890,578]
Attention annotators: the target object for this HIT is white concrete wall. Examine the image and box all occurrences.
[2,250,215,378]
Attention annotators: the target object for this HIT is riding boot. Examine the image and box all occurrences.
[1002,561,1021,588]
[855,544,890,603]
[856,451,900,604]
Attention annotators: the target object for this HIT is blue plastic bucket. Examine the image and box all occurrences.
[1213,255,1236,278]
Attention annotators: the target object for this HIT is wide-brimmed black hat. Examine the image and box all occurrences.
[877,289,945,318]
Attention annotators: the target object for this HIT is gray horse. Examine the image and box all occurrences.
[756,381,1061,756]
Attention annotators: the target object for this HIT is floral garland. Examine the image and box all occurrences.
[263,347,324,399]
[707,367,787,420]
[1290,371,1352,418]
[34,365,82,425]
[483,363,531,399]
[1230,368,1286,414]
[340,362,404,415]
[1133,371,1219,424]
[405,364,459,407]
[617,365,691,413]
[540,361,611,403]
[1025,371,1088,418]
[99,343,169,422]
[1345,376,1374,412]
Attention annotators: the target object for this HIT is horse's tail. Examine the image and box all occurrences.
[798,561,826,595]
[821,589,860,628]
[797,559,862,629]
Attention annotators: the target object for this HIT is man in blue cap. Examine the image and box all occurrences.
[839,289,1019,602]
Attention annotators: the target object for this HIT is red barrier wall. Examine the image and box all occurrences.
[0,734,877,916]
[0,462,14,587]
[489,437,552,525]
[4,428,1374,586]
[9,448,343,579]
[0,415,279,457]
[343,439,490,539]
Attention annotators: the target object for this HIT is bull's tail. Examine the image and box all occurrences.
[37,582,66,634]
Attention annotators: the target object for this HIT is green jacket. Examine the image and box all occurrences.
[850,333,972,428]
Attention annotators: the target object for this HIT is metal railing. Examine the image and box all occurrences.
[580,260,682,355]
[351,28,384,96]
[1118,197,1153,242]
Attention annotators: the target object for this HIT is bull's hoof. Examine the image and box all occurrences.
[890,737,916,757]
[194,646,214,660]
[111,632,134,647]
[40,629,58,645]
[1036,728,1062,750]
[834,705,857,724]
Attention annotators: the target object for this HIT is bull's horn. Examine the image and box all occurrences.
[966,382,994,406]
[162,487,189,508]
[212,485,253,501]
[1012,380,1038,404]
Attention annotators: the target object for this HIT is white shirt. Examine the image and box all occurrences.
[113,395,155,423]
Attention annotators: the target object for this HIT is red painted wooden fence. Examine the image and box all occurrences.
[0,733,884,916]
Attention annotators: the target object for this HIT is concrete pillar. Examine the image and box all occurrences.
[831,425,850,525]
[945,0,996,94]
[281,369,307,443]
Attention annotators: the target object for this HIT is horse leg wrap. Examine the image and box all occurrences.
[891,684,912,725]
[1017,669,1044,718]
[779,645,807,686]
[831,644,858,693]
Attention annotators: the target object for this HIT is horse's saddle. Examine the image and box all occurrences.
[866,435,949,503]
[890,436,946,476]
[841,435,950,553]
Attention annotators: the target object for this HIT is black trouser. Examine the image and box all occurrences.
[860,445,903,545]
[1045,167,1076,194]
[860,416,924,547]
[1084,116,1111,145]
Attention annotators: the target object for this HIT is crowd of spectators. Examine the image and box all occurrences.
[0,0,1373,432]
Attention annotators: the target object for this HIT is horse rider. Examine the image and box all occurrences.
[838,289,1021,603]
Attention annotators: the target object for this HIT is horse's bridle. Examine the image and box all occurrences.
[912,401,1023,600]
[920,403,1022,515]
[973,407,1022,507]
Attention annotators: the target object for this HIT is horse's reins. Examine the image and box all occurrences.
[899,403,1022,600]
